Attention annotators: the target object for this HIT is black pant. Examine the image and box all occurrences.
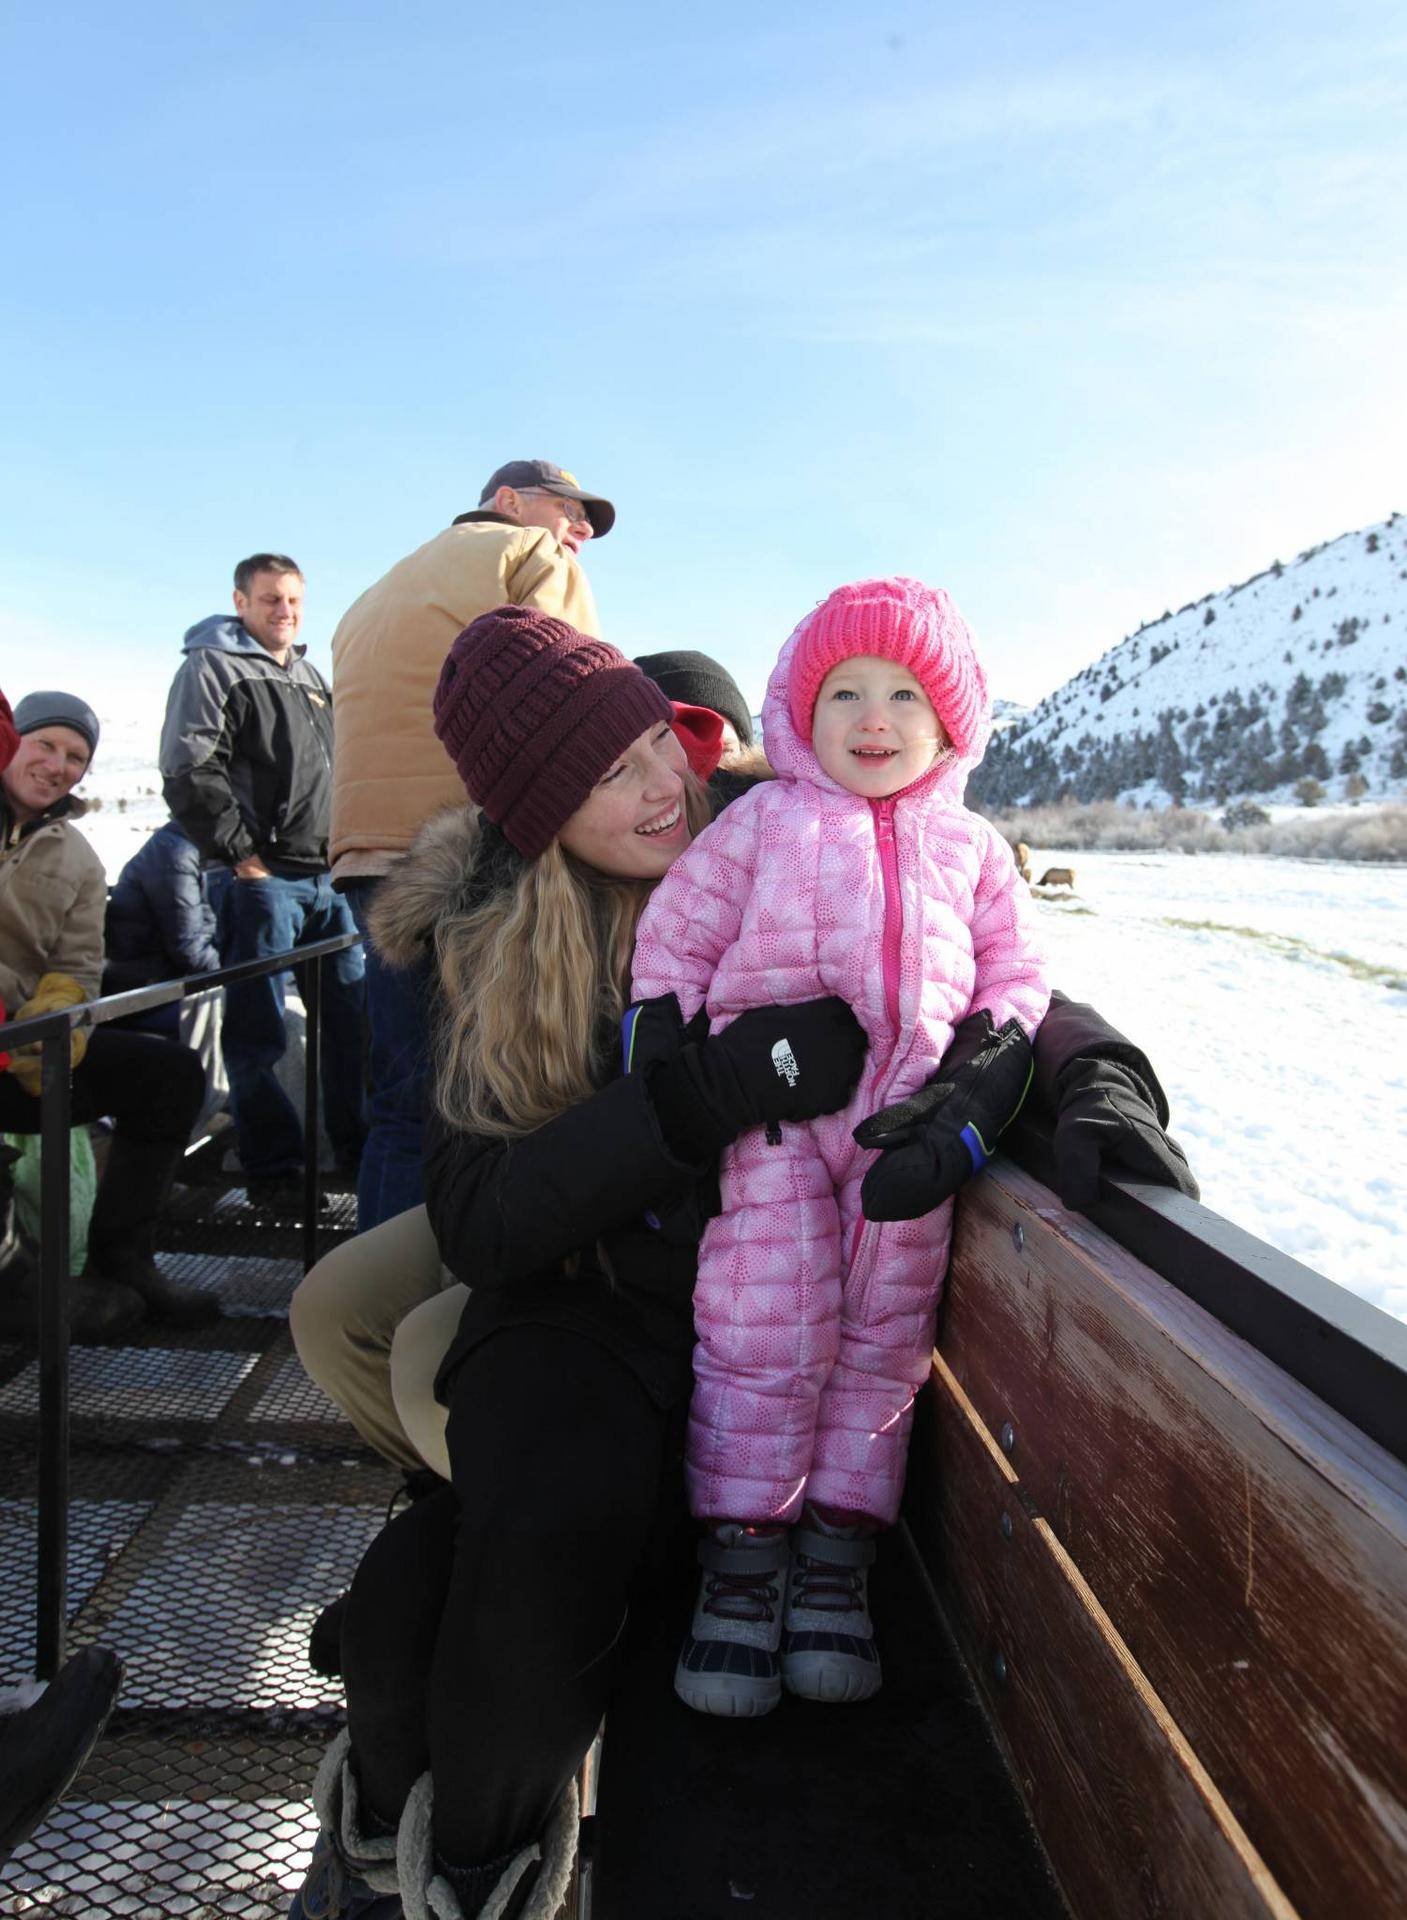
[0,1028,206,1265]
[341,1326,681,1868]
[0,1026,205,1145]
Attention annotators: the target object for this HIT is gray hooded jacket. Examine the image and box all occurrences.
[159,617,334,870]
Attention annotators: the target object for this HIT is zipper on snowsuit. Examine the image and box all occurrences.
[872,798,902,1036]
[847,797,906,1286]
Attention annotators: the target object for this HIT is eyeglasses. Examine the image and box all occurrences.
[528,489,592,528]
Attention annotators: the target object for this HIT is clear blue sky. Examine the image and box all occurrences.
[3,1,1403,720]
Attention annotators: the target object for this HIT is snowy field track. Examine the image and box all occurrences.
[1027,848,1407,1324]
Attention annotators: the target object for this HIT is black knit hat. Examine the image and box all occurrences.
[633,650,754,747]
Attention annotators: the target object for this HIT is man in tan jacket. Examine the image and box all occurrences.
[329,458,615,1228]
[0,691,209,1341]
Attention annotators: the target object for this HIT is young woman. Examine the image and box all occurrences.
[290,609,868,1920]
[289,606,1199,1919]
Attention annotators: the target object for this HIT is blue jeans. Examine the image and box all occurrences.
[342,876,432,1230]
[212,869,367,1180]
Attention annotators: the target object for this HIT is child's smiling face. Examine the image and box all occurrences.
[811,655,948,798]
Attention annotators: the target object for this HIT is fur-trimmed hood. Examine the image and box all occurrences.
[368,805,486,968]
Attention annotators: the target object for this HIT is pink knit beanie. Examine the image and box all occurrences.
[433,606,673,859]
[787,577,988,758]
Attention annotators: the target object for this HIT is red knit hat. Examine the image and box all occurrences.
[432,606,674,858]
[668,702,725,781]
[786,577,988,759]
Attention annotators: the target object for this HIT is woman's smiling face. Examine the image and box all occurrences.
[810,655,947,798]
[556,720,692,879]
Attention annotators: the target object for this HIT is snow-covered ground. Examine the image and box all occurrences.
[1027,846,1407,1324]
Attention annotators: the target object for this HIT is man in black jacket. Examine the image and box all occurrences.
[159,555,366,1199]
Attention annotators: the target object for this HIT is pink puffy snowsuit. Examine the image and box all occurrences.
[632,580,1050,1528]
[629,576,1051,1520]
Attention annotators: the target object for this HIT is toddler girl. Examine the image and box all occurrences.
[631,576,1050,1716]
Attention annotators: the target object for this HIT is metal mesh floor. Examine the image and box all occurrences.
[0,1179,397,1919]
[0,1347,260,1425]
[3,1785,317,1917]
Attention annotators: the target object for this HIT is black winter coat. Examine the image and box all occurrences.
[425,1064,708,1411]
[369,806,713,1412]
[103,819,221,991]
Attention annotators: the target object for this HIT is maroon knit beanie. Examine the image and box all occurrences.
[432,606,674,859]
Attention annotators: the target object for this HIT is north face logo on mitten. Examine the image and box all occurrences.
[771,1039,800,1087]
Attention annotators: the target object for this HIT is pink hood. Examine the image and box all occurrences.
[762,577,992,806]
[632,579,1047,1528]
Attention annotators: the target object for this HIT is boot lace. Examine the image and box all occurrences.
[703,1566,779,1624]
[792,1554,865,1614]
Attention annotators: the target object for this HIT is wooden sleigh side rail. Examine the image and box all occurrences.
[906,1159,1407,1920]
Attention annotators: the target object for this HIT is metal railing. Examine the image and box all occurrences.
[2,932,361,1678]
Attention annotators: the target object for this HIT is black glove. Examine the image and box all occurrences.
[852,1012,1033,1222]
[1050,1057,1200,1210]
[649,997,867,1163]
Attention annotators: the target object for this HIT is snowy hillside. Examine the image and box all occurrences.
[976,514,1407,811]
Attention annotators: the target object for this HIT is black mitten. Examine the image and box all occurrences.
[1051,1057,1199,1209]
[852,1011,1033,1222]
[649,996,867,1163]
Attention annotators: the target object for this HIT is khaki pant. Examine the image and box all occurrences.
[289,1205,466,1480]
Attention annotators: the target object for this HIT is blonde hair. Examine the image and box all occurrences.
[434,775,713,1138]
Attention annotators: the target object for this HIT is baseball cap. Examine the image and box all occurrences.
[12,690,100,762]
[478,459,616,539]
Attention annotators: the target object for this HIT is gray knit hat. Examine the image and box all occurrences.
[13,691,100,762]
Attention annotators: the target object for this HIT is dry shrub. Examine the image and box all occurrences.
[987,800,1223,854]
[988,800,1407,863]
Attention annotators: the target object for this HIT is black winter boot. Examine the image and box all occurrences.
[0,1248,146,1348]
[308,1469,446,1677]
[86,1136,220,1328]
[0,1645,123,1862]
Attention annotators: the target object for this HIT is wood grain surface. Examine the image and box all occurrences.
[920,1352,1296,1919]
[917,1159,1407,1919]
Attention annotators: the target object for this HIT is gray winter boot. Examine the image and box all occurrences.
[397,1771,578,1920]
[287,1729,402,1919]
[673,1521,790,1718]
[780,1506,882,1704]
